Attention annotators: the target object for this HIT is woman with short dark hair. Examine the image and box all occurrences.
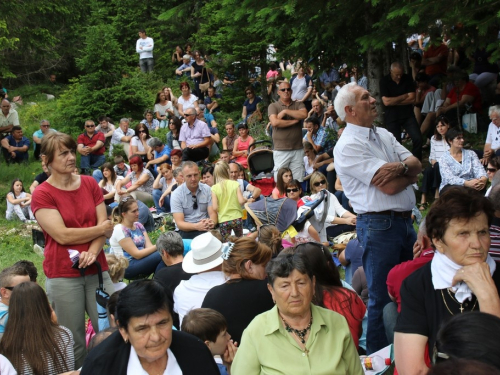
[232,252,362,374]
[394,187,500,374]
[81,280,220,375]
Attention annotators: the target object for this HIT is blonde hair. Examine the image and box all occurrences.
[310,171,328,191]
[213,161,231,197]
[111,196,137,225]
[105,254,129,283]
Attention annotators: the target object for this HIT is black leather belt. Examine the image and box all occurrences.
[362,210,412,218]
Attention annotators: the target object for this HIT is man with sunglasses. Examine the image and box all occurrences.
[77,120,106,175]
[268,82,308,181]
[32,119,56,160]
[0,265,31,340]
[179,108,211,163]
[170,161,217,239]
[334,82,421,354]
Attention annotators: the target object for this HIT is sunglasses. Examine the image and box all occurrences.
[488,168,497,173]
[192,195,198,210]
[286,188,299,193]
[41,125,50,128]
[3,286,14,291]
[313,180,326,187]
[86,125,95,128]
[279,88,292,92]
[138,130,146,133]
[185,114,195,117]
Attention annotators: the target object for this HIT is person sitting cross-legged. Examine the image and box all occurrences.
[1,126,29,164]
[77,120,106,175]
[179,108,211,162]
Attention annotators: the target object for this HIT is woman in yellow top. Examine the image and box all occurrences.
[211,161,248,241]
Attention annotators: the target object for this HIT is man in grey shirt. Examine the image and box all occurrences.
[170,161,217,239]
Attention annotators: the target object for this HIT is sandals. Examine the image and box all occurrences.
[418,203,428,211]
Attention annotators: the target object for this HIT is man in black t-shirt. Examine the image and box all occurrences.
[380,62,423,160]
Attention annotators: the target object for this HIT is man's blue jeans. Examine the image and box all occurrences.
[152,189,170,213]
[80,154,105,171]
[356,213,415,354]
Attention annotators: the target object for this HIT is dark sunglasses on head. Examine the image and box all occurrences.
[286,188,299,193]
[313,180,326,187]
[192,195,198,210]
[279,88,292,92]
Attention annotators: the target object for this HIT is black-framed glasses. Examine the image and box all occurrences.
[286,188,299,193]
[3,286,14,291]
[313,180,326,187]
[279,88,292,92]
[185,113,195,117]
[192,195,198,210]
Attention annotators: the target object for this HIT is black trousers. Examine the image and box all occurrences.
[385,116,423,160]
[182,147,209,162]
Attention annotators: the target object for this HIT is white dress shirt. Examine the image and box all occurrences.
[333,123,415,214]
[127,347,182,375]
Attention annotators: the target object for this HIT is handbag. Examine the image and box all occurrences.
[462,113,477,134]
[199,68,211,93]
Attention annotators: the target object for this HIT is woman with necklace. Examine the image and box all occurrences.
[438,127,487,194]
[232,252,362,374]
[394,187,500,374]
[201,237,274,344]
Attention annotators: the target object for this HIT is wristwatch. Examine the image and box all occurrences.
[400,162,409,176]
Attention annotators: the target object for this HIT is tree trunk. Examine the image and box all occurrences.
[367,48,384,124]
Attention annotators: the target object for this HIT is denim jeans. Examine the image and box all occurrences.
[124,251,164,279]
[356,213,415,354]
[92,169,103,184]
[152,189,171,213]
[139,58,154,73]
[383,301,398,345]
[80,154,105,171]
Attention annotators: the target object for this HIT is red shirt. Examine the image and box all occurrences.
[323,288,366,349]
[31,176,109,278]
[386,249,434,312]
[423,44,448,76]
[77,131,106,155]
[446,81,482,114]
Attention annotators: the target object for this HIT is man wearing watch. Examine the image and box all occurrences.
[333,82,421,354]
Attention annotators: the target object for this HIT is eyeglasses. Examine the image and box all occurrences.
[286,188,299,193]
[487,168,497,173]
[86,125,95,128]
[138,130,146,133]
[192,195,198,210]
[185,114,195,117]
[3,286,14,291]
[313,180,326,187]
[279,88,292,92]
[41,125,50,128]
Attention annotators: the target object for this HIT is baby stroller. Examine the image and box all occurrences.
[247,140,275,196]
[244,190,326,233]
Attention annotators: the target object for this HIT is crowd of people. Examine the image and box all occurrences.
[1,25,500,374]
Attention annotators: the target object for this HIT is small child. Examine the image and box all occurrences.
[105,254,129,292]
[6,179,35,223]
[181,308,237,375]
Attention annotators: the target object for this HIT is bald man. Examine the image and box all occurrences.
[380,62,422,160]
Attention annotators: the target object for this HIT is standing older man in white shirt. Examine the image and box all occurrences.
[481,105,500,165]
[333,82,421,354]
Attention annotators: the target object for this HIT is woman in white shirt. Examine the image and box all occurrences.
[419,116,450,210]
[177,82,199,117]
[98,162,120,205]
[153,91,174,129]
[307,172,356,243]
[6,179,35,223]
[130,123,151,161]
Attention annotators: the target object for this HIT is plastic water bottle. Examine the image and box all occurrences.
[360,355,391,371]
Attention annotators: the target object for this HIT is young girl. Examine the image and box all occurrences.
[271,167,293,199]
[105,253,129,292]
[211,161,247,241]
[233,123,254,169]
[6,179,35,223]
[98,162,119,205]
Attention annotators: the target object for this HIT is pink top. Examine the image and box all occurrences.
[235,136,254,169]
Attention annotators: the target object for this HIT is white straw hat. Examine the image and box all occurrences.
[182,232,223,274]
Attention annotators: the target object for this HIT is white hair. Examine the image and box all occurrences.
[334,82,358,121]
[489,105,500,117]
